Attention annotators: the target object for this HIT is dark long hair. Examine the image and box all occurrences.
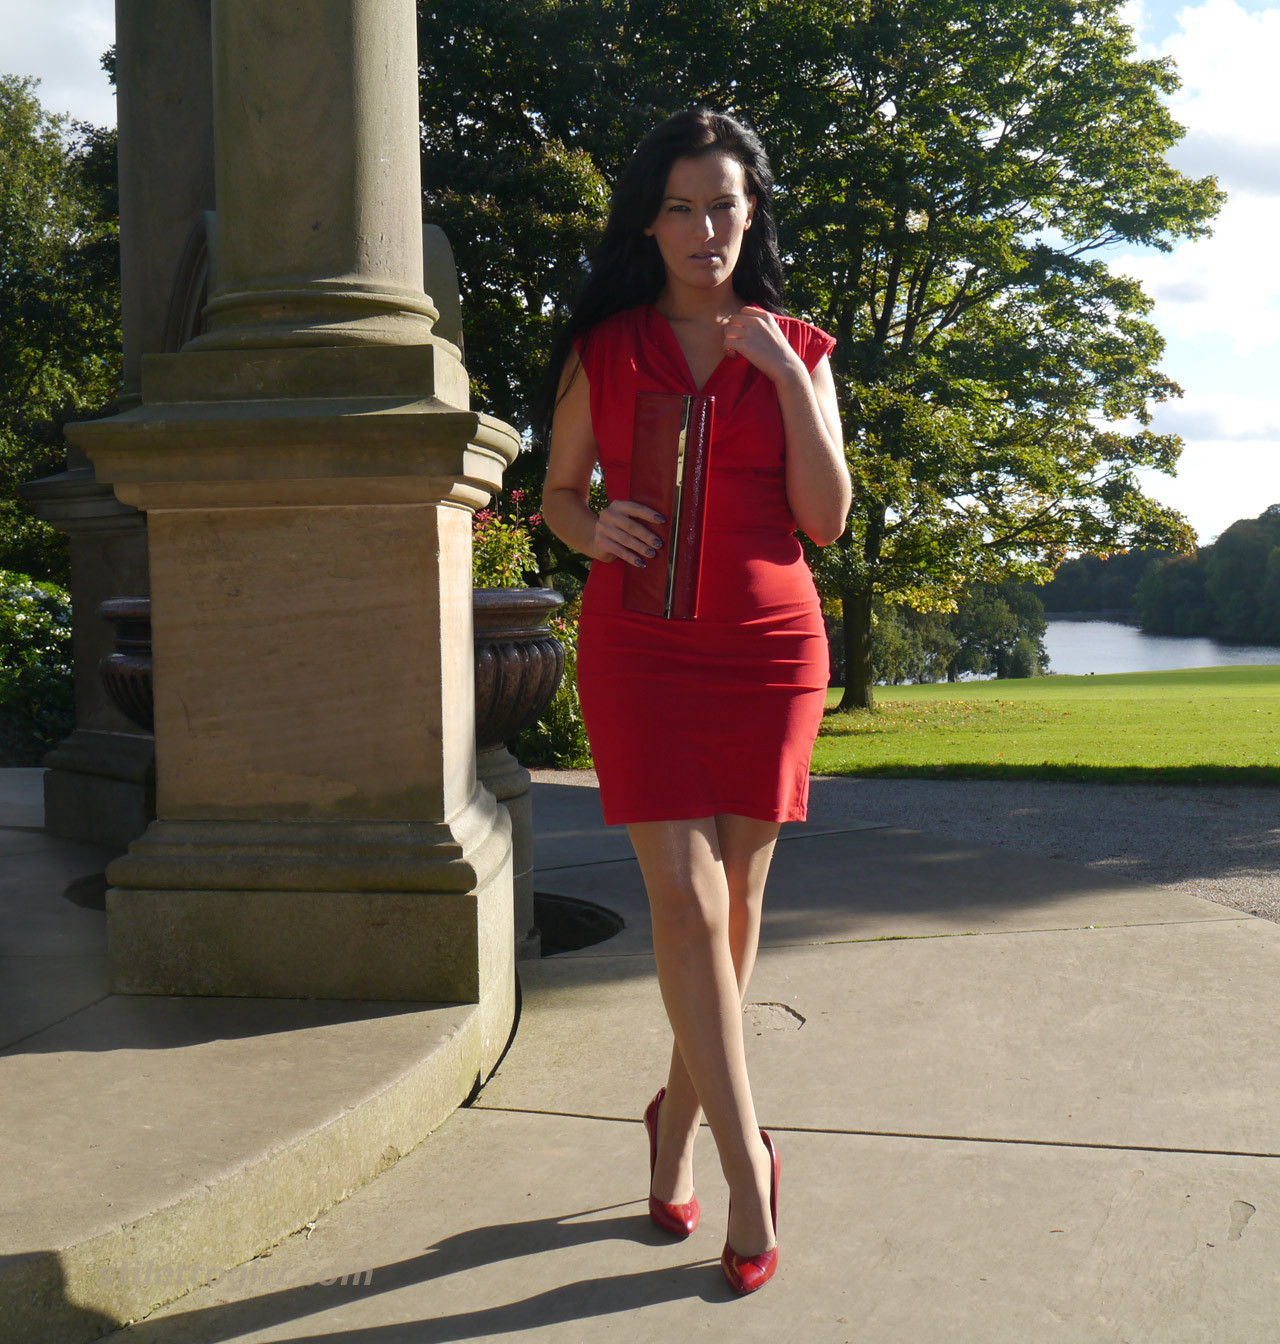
[533,107,786,451]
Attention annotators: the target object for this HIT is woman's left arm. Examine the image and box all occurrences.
[775,354,849,546]
[725,309,851,546]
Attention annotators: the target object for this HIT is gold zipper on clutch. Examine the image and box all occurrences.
[664,395,692,618]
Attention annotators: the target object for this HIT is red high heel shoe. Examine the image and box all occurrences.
[643,1088,700,1236]
[721,1130,779,1294]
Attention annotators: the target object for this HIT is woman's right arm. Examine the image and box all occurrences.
[541,348,665,569]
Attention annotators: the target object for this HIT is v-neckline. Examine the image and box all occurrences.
[648,305,733,396]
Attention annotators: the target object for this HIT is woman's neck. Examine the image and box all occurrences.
[654,279,742,325]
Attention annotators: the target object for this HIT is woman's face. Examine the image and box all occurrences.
[644,151,756,294]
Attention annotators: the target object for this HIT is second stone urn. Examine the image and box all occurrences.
[473,585,566,961]
[473,586,566,748]
[98,597,155,734]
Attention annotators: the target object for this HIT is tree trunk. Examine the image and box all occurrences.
[838,583,876,711]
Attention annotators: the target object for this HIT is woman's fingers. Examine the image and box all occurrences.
[595,500,666,565]
[724,308,797,382]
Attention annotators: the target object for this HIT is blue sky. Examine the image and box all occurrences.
[2,0,1277,545]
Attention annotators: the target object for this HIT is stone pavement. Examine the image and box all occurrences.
[3,767,1278,1342]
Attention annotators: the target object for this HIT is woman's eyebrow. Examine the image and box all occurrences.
[661,192,739,203]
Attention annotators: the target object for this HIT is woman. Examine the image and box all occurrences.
[538,107,849,1295]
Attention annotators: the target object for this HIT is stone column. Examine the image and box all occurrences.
[66,0,519,1073]
[18,0,215,848]
[115,0,217,408]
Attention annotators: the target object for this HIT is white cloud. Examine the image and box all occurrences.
[1109,2,1280,355]
[1162,0,1280,148]
[1149,392,1280,441]
[0,0,116,129]
[1169,130,1280,195]
[1137,441,1280,541]
[1115,194,1280,353]
[1119,0,1156,53]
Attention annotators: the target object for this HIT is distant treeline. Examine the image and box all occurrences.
[1038,548,1172,614]
[1038,504,1280,644]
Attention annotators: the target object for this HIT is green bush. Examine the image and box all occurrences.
[1007,634,1043,679]
[0,570,74,763]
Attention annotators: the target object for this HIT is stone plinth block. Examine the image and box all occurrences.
[41,729,155,851]
[143,501,479,820]
[106,793,515,1072]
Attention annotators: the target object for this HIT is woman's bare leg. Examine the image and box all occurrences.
[648,814,780,1205]
[627,814,780,1255]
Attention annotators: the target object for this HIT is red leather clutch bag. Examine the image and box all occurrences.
[622,390,716,620]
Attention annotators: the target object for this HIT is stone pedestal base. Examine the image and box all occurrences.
[106,784,515,1073]
[478,742,539,960]
[41,729,155,851]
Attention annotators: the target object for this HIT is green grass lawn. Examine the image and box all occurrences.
[814,665,1280,785]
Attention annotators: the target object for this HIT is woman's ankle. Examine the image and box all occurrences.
[720,1131,770,1186]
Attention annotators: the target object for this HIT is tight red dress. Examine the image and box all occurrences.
[572,304,836,825]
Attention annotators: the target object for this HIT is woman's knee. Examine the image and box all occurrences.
[648,879,729,942]
[726,879,765,926]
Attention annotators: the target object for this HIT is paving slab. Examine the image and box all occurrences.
[104,1108,1280,1344]
[4,767,1277,1342]
[0,814,116,1049]
[0,767,46,829]
[0,845,115,958]
[0,954,111,1048]
[535,824,1246,958]
[477,920,1280,1155]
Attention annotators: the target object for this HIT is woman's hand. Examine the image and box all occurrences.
[722,305,807,386]
[591,499,666,567]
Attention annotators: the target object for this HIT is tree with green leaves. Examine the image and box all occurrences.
[0,73,119,585]
[1136,504,1280,642]
[773,0,1220,705]
[1037,548,1174,613]
[419,0,1220,707]
[1134,551,1210,637]
[948,580,1049,679]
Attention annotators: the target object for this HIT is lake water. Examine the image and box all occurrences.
[1044,618,1280,677]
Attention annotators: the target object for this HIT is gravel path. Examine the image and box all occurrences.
[531,768,1280,924]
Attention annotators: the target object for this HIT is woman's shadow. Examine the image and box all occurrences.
[104,1199,744,1342]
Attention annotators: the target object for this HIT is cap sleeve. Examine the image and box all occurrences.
[775,314,836,373]
[570,327,594,383]
[798,321,836,373]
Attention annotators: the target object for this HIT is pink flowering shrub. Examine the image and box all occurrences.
[472,487,541,588]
